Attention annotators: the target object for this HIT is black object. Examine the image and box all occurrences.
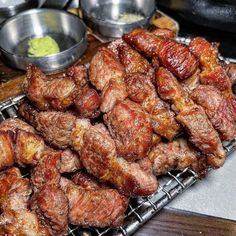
[157,0,236,33]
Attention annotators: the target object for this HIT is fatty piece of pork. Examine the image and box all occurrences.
[123,28,198,80]
[156,67,225,168]
[81,123,158,196]
[146,138,208,178]
[191,85,236,140]
[30,185,69,236]
[0,167,50,236]
[89,47,128,112]
[60,177,128,228]
[104,99,153,161]
[23,64,100,118]
[108,39,155,81]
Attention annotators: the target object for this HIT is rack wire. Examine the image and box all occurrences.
[1,52,236,235]
[0,94,236,236]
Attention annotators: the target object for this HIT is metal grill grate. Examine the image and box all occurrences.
[0,50,236,235]
[1,94,236,236]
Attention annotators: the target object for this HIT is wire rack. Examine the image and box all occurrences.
[1,95,236,236]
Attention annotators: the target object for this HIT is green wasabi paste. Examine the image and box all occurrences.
[28,36,60,57]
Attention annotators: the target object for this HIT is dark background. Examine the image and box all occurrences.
[157,5,236,58]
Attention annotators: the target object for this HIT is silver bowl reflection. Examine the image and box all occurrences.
[80,0,156,38]
[0,0,38,24]
[0,9,87,73]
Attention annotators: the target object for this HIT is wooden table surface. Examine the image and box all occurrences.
[0,31,235,236]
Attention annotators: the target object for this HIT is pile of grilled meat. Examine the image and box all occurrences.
[0,27,236,235]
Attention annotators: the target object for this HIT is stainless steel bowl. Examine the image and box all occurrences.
[0,0,38,24]
[0,9,87,73]
[80,0,156,38]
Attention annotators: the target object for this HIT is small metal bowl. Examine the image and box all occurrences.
[80,0,156,38]
[0,0,38,24]
[0,9,87,73]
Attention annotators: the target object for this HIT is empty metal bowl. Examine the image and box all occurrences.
[80,0,156,38]
[0,9,87,73]
[0,0,38,24]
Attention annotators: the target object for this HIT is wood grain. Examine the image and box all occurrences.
[135,208,236,236]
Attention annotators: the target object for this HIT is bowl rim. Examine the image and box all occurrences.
[0,0,33,10]
[0,8,87,59]
[80,0,156,26]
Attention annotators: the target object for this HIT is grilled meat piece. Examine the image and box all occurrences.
[151,28,176,39]
[67,65,101,118]
[81,124,158,196]
[123,28,198,80]
[15,129,45,167]
[181,69,201,93]
[89,47,127,112]
[30,185,69,236]
[191,85,236,140]
[226,63,236,86]
[60,177,128,228]
[104,99,153,160]
[31,150,61,191]
[0,118,35,134]
[100,78,128,113]
[0,167,50,236]
[74,87,101,118]
[89,47,125,91]
[23,64,101,118]
[23,64,77,111]
[0,117,82,173]
[72,170,108,190]
[125,72,180,140]
[156,67,225,168]
[19,102,91,151]
[0,131,14,171]
[147,138,208,177]
[109,39,155,81]
[60,149,82,173]
[189,37,236,120]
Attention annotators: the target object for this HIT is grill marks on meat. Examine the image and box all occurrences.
[189,37,236,120]
[0,167,50,236]
[81,124,158,196]
[89,47,127,112]
[147,138,208,177]
[156,67,225,168]
[191,85,236,140]
[23,64,101,118]
[60,177,128,228]
[104,100,153,160]
[123,28,198,80]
